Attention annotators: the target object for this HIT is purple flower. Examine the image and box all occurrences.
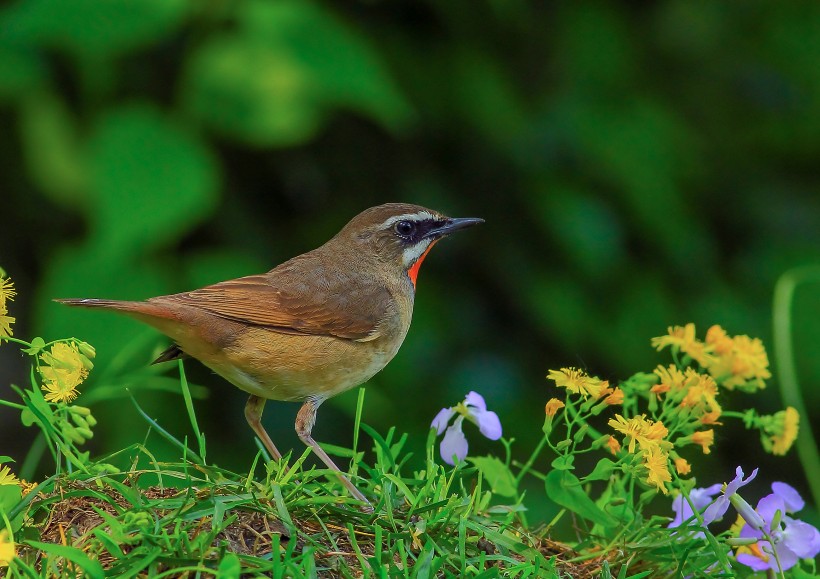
[702,466,759,526]
[771,481,804,513]
[736,488,820,572]
[669,484,723,534]
[432,391,502,465]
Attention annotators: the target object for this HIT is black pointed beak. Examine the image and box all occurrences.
[424,217,484,239]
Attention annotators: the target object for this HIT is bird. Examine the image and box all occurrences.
[56,203,483,508]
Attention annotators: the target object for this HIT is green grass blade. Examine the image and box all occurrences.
[177,359,207,464]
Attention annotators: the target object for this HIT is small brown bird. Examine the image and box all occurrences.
[57,203,482,507]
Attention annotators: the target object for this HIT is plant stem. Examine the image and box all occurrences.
[772,266,820,509]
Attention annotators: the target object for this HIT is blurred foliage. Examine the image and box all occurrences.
[2,0,819,519]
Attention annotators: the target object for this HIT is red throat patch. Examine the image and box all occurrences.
[407,240,438,288]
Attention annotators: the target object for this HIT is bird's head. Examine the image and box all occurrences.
[333,203,484,288]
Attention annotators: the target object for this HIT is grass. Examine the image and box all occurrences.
[3,295,818,577]
[2,371,669,578]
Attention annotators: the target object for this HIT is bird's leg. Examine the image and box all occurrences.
[244,395,283,462]
[296,398,372,510]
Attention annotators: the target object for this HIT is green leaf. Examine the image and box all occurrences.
[88,104,220,256]
[0,484,22,515]
[19,93,87,206]
[20,407,36,427]
[240,0,413,129]
[584,458,617,482]
[25,541,105,579]
[216,552,241,578]
[182,0,413,147]
[545,470,618,527]
[182,37,321,147]
[21,337,46,356]
[0,44,47,101]
[469,456,517,497]
[1,0,188,58]
[550,454,575,470]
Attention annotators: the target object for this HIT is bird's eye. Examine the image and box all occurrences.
[394,220,416,238]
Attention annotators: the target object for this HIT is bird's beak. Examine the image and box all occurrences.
[424,217,485,239]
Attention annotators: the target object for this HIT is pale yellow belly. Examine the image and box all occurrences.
[201,327,405,402]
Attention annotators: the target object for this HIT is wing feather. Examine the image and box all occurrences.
[153,267,391,341]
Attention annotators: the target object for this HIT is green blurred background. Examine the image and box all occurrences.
[1,0,819,516]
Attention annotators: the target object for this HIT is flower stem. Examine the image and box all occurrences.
[772,266,820,509]
[515,435,549,485]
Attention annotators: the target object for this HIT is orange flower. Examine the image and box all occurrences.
[606,436,621,455]
[604,388,624,405]
[690,430,714,454]
[544,398,565,417]
[674,457,691,475]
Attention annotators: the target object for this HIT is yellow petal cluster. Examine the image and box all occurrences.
[705,325,771,391]
[547,368,610,399]
[764,407,799,456]
[651,323,717,367]
[39,342,89,404]
[642,445,672,494]
[608,414,673,493]
[0,529,14,568]
[0,275,15,342]
[0,466,19,487]
[608,414,668,454]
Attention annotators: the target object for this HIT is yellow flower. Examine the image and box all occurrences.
[769,407,799,456]
[544,398,565,417]
[705,329,771,391]
[642,446,671,494]
[705,325,733,355]
[0,529,14,567]
[674,457,691,475]
[0,276,15,308]
[0,466,19,487]
[19,479,37,496]
[0,313,13,341]
[609,414,668,454]
[651,323,717,367]
[690,429,714,454]
[547,368,609,399]
[679,371,721,419]
[39,342,89,404]
[606,436,621,455]
[653,364,687,393]
[604,387,624,405]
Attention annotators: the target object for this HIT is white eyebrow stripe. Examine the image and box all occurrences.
[377,211,437,230]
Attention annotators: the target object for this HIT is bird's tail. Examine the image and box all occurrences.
[54,298,178,320]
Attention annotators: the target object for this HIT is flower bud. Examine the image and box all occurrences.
[725,536,759,546]
[75,427,94,441]
[70,405,92,416]
[77,341,96,359]
[78,354,94,371]
[61,425,85,445]
[729,493,765,531]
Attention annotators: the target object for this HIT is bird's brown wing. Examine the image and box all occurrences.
[153,267,392,341]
